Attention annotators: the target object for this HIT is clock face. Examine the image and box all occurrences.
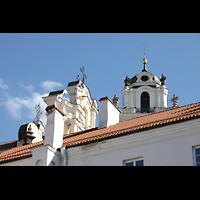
[141,75,149,81]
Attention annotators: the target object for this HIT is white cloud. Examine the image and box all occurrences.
[6,97,22,119]
[4,92,48,124]
[41,80,63,91]
[20,82,34,91]
[1,79,64,125]
[0,79,8,90]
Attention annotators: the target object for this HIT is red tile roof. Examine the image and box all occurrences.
[62,102,200,147]
[1,102,200,164]
[0,140,17,151]
[0,141,43,164]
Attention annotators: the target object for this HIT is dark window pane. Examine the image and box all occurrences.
[195,148,200,156]
[136,160,144,166]
[126,162,133,166]
[196,163,200,166]
[196,156,200,163]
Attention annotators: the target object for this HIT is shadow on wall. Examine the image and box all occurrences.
[33,145,66,166]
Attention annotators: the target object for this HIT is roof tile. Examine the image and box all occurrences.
[1,102,200,164]
[62,102,200,147]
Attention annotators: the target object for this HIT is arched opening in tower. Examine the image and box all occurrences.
[141,92,150,113]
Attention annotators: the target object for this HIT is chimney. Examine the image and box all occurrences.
[42,89,67,149]
[98,97,121,129]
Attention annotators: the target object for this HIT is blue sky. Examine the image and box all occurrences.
[0,33,200,143]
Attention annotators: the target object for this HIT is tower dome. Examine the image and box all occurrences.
[119,47,169,122]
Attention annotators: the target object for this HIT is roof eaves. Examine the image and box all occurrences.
[0,154,32,164]
[65,111,200,148]
[0,141,43,164]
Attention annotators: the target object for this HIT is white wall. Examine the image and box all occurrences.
[66,118,200,166]
[98,97,120,129]
[44,109,64,149]
[31,144,61,166]
[0,157,32,166]
[2,118,200,166]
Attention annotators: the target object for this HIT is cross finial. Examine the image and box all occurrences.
[34,103,42,121]
[144,44,146,59]
[80,66,87,84]
[142,44,147,71]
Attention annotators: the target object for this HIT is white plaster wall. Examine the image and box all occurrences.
[124,86,168,110]
[99,99,120,129]
[44,109,64,149]
[0,157,32,166]
[120,111,149,121]
[66,118,200,166]
[2,118,200,166]
[31,145,61,166]
[123,92,128,108]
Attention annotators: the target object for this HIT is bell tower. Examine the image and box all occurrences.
[66,79,98,133]
[119,47,169,122]
[43,66,99,138]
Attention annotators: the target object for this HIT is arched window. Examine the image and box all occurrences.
[141,92,150,113]
[36,159,43,166]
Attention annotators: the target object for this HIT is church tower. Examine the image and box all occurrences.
[43,66,99,145]
[65,78,98,133]
[119,46,169,121]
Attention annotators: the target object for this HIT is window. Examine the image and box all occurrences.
[194,146,200,166]
[124,157,144,166]
[141,92,150,113]
[141,75,149,81]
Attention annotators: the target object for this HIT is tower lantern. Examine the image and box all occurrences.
[120,46,169,121]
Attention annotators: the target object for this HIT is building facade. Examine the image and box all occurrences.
[1,57,200,166]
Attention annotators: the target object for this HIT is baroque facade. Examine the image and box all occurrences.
[1,56,200,166]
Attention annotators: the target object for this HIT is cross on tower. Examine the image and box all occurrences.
[80,66,87,83]
[142,44,148,72]
[34,103,42,121]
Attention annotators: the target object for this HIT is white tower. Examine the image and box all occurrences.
[66,79,99,133]
[120,47,169,121]
[43,66,99,138]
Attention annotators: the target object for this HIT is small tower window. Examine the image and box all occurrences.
[141,75,149,81]
[141,92,150,113]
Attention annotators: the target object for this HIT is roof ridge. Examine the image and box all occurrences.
[0,140,18,146]
[120,109,200,132]
[63,127,98,139]
[64,108,200,148]
[0,140,43,156]
[118,102,200,124]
